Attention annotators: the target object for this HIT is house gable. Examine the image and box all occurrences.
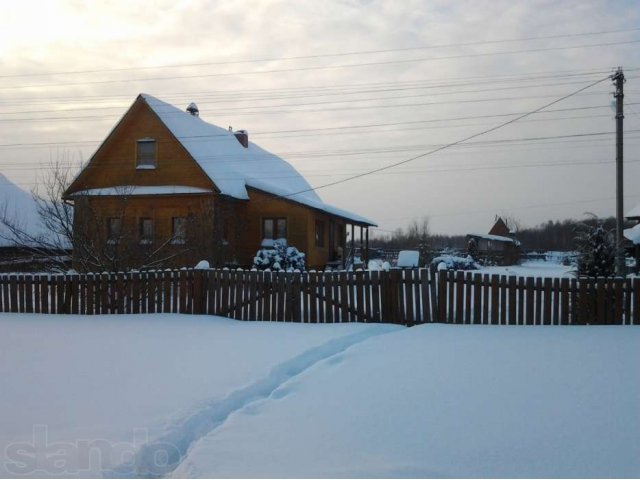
[65,96,216,196]
[489,217,511,236]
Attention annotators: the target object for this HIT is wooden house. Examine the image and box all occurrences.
[466,216,521,265]
[63,94,375,271]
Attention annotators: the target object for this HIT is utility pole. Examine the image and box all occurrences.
[611,67,625,276]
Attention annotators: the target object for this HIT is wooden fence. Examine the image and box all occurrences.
[0,269,637,325]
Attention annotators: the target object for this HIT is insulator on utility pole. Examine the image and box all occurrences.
[611,67,625,276]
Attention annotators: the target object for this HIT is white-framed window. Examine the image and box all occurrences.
[139,217,153,244]
[136,138,157,169]
[107,217,122,243]
[262,217,287,240]
[172,217,187,244]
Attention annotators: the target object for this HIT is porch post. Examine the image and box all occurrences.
[350,223,355,265]
[365,227,369,266]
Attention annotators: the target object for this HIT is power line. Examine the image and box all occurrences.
[4,27,639,79]
[1,128,637,174]
[0,77,609,116]
[273,76,612,200]
[2,94,633,124]
[0,110,617,149]
[2,157,638,188]
[2,39,638,91]
[0,66,621,106]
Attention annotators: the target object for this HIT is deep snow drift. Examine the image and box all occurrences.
[0,314,638,478]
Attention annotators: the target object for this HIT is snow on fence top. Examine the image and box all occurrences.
[140,94,376,226]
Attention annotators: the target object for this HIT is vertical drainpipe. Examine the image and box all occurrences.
[365,227,369,267]
[351,223,355,267]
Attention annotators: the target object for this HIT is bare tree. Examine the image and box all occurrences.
[0,156,232,272]
[0,157,76,271]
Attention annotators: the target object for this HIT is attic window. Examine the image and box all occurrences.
[136,138,157,169]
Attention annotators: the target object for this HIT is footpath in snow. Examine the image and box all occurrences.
[175,324,640,479]
[0,314,395,478]
[0,314,638,478]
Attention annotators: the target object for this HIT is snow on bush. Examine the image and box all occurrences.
[253,239,305,271]
[194,260,210,270]
[430,254,479,271]
[368,259,391,271]
[575,220,615,277]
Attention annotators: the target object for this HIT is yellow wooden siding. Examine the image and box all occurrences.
[66,98,214,194]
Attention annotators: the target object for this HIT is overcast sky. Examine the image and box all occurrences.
[1,0,640,235]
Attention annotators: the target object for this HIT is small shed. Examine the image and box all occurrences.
[466,217,521,265]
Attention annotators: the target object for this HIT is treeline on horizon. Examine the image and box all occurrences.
[371,216,627,252]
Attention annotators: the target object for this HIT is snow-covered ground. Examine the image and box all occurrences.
[479,260,574,278]
[1,314,638,478]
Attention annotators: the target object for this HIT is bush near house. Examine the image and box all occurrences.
[253,240,306,271]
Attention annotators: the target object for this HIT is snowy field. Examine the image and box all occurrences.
[0,314,638,478]
[478,260,574,278]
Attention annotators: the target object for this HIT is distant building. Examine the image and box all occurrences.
[466,216,521,265]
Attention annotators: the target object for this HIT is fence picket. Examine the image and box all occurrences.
[365,271,374,323]
[9,275,18,313]
[405,270,415,326]
[2,275,9,313]
[534,277,542,325]
[508,276,517,325]
[623,278,632,325]
[525,277,534,325]
[355,271,365,322]
[262,271,271,322]
[292,271,301,323]
[543,278,552,326]
[324,272,334,324]
[472,273,482,324]
[0,267,637,326]
[552,278,560,325]
[481,274,489,324]
[455,271,464,325]
[340,271,349,322]
[613,278,624,325]
[25,275,34,314]
[461,272,471,325]
[633,278,639,325]
[371,270,381,322]
[490,275,499,325]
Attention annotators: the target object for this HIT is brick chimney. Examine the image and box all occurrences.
[233,129,249,148]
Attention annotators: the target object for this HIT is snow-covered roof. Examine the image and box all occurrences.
[467,233,521,246]
[70,185,214,196]
[624,224,640,245]
[140,94,375,226]
[626,203,640,218]
[0,174,68,248]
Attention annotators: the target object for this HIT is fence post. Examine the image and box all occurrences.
[192,269,204,315]
[437,270,447,323]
